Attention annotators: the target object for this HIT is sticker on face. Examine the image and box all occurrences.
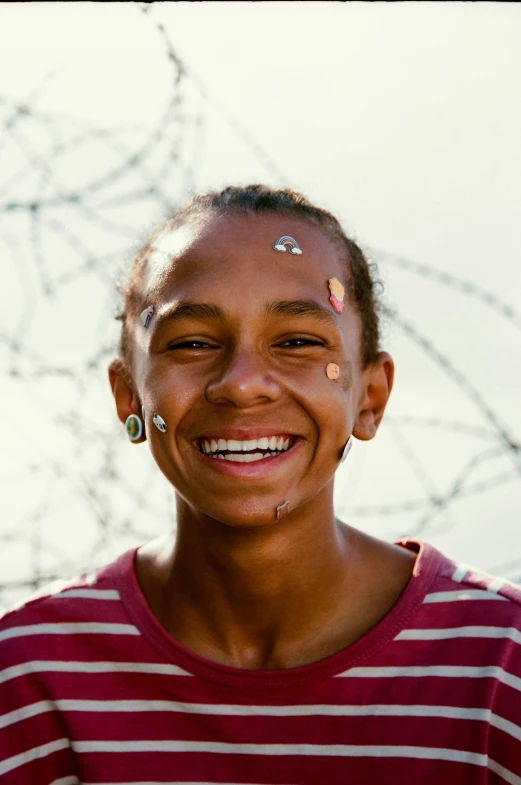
[152,413,167,433]
[273,236,303,255]
[276,500,291,520]
[326,363,340,380]
[139,305,154,328]
[328,278,345,314]
[341,438,353,463]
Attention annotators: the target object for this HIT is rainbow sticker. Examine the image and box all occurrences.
[273,236,303,255]
[328,278,345,314]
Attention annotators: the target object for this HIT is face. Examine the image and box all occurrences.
[112,212,392,528]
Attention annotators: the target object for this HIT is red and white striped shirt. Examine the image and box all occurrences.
[1,539,521,784]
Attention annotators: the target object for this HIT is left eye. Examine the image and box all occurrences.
[279,338,324,347]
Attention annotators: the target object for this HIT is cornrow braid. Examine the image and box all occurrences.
[116,184,384,369]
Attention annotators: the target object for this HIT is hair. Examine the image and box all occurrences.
[116,184,384,370]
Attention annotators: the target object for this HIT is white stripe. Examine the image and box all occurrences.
[0,698,496,721]
[0,699,55,728]
[4,699,521,745]
[0,738,70,775]
[50,778,80,785]
[0,622,139,642]
[63,699,486,719]
[492,713,521,743]
[489,758,521,785]
[336,664,521,693]
[424,590,507,603]
[0,659,191,684]
[451,564,470,583]
[488,577,506,594]
[396,626,521,644]
[450,564,510,600]
[53,589,120,600]
[72,739,487,764]
[1,739,516,785]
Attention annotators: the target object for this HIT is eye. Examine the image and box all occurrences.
[278,337,325,348]
[167,340,215,350]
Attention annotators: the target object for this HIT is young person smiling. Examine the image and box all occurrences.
[1,186,520,784]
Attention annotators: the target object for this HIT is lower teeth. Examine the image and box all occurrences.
[208,451,283,462]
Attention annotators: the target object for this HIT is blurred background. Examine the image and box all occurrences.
[1,1,520,610]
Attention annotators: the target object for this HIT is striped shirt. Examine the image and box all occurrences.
[1,538,521,784]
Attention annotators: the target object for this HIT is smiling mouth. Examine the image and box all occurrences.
[197,436,297,463]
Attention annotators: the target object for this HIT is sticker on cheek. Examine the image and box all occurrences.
[326,363,340,380]
[152,413,167,433]
[328,278,345,314]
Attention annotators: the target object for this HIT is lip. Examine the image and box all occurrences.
[192,436,303,479]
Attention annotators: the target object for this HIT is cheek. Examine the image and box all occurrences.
[292,362,354,431]
[139,362,194,433]
[139,351,356,436]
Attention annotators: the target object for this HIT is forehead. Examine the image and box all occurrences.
[142,212,347,301]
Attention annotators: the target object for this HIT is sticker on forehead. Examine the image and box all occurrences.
[273,236,303,255]
[328,277,345,314]
[139,305,154,328]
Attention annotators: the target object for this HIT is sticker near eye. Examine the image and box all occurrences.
[273,236,303,255]
[328,278,345,313]
[326,363,340,380]
[139,305,154,328]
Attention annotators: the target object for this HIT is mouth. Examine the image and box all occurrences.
[196,435,297,463]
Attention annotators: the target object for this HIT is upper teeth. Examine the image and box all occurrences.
[201,436,291,455]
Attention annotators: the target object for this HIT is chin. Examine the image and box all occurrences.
[186,496,291,530]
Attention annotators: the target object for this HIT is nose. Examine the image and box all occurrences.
[205,346,282,408]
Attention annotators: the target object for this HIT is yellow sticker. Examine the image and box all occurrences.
[328,277,345,301]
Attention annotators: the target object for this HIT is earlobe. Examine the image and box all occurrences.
[352,352,394,442]
[108,360,146,443]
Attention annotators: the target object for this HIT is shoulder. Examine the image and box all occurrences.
[399,538,521,611]
[426,542,521,614]
[0,549,136,669]
[396,540,521,663]
[0,562,118,626]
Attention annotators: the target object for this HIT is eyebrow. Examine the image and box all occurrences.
[153,299,339,329]
[153,302,224,328]
[266,299,339,327]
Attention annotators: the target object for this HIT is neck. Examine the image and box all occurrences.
[138,487,363,668]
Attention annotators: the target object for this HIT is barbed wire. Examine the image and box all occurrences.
[373,248,521,334]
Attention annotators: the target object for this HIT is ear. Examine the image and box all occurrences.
[108,359,146,443]
[352,352,394,442]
